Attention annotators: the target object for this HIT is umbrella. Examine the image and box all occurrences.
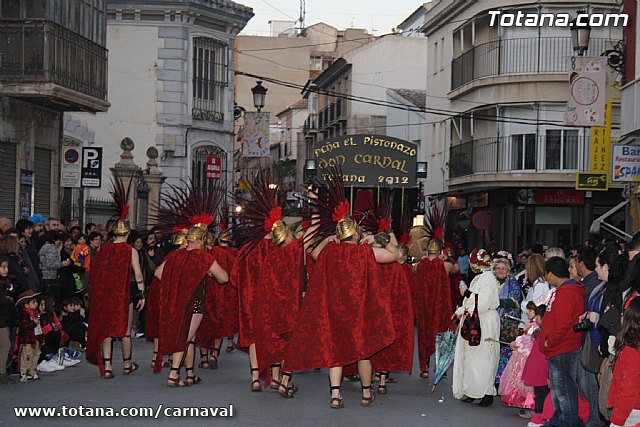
[431,330,457,393]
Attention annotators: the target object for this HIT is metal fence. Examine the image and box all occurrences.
[449,134,590,178]
[0,20,108,100]
[84,198,113,227]
[451,37,610,90]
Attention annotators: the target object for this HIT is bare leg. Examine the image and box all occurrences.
[270,363,281,388]
[225,335,236,352]
[185,313,204,385]
[210,338,222,369]
[153,338,159,367]
[122,303,134,370]
[101,337,113,378]
[249,343,261,391]
[329,367,343,399]
[358,359,375,406]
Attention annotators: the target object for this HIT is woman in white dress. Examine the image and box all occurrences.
[453,248,500,407]
[520,254,550,326]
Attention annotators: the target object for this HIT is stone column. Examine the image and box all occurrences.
[144,146,166,228]
[110,137,143,229]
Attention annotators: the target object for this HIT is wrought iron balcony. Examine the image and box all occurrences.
[451,37,609,91]
[303,113,318,135]
[448,135,590,179]
[318,99,346,130]
[0,20,108,112]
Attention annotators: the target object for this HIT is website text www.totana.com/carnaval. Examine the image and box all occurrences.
[14,404,234,419]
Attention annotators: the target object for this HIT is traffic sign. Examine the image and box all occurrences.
[81,147,103,188]
[472,211,491,231]
[575,172,608,191]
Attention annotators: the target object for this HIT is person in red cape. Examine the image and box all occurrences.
[196,229,238,369]
[154,222,228,387]
[231,214,304,396]
[371,231,415,394]
[86,211,145,379]
[414,238,456,379]
[284,207,399,409]
[147,229,187,368]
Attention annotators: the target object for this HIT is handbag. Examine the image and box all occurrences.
[581,332,604,374]
[500,315,521,343]
[598,355,614,420]
[460,293,482,346]
[598,305,622,336]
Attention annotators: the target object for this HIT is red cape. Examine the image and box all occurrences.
[86,242,132,376]
[144,277,161,342]
[196,246,238,348]
[154,248,215,373]
[284,242,395,371]
[414,256,452,368]
[371,262,415,373]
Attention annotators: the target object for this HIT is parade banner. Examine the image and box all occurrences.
[612,144,640,183]
[564,57,606,127]
[313,134,417,188]
[241,111,270,158]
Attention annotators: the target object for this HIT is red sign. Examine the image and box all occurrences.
[534,189,584,206]
[206,156,221,179]
[472,211,492,231]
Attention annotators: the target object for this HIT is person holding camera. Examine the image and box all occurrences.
[539,256,585,427]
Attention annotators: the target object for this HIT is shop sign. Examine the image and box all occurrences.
[575,172,608,191]
[611,144,640,183]
[206,155,221,180]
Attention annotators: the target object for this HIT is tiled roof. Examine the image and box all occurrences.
[390,89,426,110]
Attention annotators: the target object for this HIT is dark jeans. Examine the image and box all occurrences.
[577,362,600,427]
[43,280,62,311]
[545,349,584,427]
[534,385,550,414]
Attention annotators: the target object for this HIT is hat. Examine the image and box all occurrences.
[493,250,514,269]
[16,290,40,306]
[28,214,46,225]
[470,248,491,273]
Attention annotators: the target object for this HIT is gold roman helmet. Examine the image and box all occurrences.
[218,229,232,244]
[336,215,359,242]
[205,232,215,248]
[186,223,208,242]
[271,220,293,247]
[172,229,188,247]
[427,239,442,254]
[113,219,130,236]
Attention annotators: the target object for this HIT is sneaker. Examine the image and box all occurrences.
[62,358,81,367]
[65,348,81,359]
[37,360,56,373]
[19,374,32,382]
[527,423,542,427]
[135,332,145,339]
[519,409,533,419]
[56,348,66,365]
[32,373,39,380]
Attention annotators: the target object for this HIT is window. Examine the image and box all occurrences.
[545,129,579,170]
[310,56,322,70]
[192,37,228,122]
[511,134,536,170]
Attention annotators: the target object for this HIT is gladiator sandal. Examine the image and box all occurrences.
[185,367,202,385]
[210,344,221,370]
[250,368,262,392]
[167,367,188,388]
[122,357,139,375]
[329,385,344,409]
[151,351,157,369]
[225,336,236,352]
[199,349,210,369]
[360,385,376,407]
[377,371,388,394]
[277,371,298,398]
[102,357,114,379]
[269,363,282,389]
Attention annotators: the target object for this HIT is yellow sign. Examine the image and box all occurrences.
[575,172,608,191]
[589,101,612,174]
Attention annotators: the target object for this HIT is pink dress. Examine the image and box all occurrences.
[499,320,537,409]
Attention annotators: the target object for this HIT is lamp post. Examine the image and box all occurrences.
[570,11,591,56]
[251,81,268,112]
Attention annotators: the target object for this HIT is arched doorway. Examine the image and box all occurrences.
[192,144,228,191]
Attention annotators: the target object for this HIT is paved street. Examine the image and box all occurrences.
[2,337,530,427]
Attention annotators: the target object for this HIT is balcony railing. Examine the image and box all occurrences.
[303,113,318,135]
[451,37,609,90]
[448,135,590,179]
[318,99,346,129]
[0,20,108,102]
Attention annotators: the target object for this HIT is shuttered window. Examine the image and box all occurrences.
[34,147,51,217]
[0,142,17,221]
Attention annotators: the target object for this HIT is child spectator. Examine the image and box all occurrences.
[61,297,87,350]
[0,256,17,383]
[522,304,550,419]
[499,300,537,413]
[607,296,640,427]
[16,290,41,382]
[71,234,90,293]
[37,293,62,358]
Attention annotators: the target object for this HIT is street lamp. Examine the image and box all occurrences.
[251,81,268,112]
[570,11,591,56]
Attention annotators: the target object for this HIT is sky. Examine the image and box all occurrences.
[239,0,426,36]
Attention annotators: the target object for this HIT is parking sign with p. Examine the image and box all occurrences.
[81,147,103,188]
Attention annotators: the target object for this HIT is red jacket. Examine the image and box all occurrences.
[540,280,584,359]
[608,345,640,426]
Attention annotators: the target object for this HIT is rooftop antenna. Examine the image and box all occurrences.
[297,0,306,36]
